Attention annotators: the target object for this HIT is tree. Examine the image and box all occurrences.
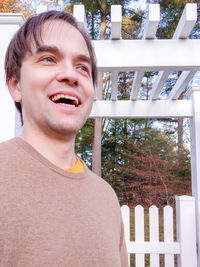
[103,124,191,207]
[0,0,21,13]
[0,0,37,18]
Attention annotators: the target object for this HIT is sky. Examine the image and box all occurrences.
[36,0,148,14]
[129,0,147,10]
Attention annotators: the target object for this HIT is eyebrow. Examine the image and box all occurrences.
[36,45,60,55]
[36,45,92,66]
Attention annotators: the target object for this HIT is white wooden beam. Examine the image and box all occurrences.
[111,72,118,100]
[143,4,160,39]
[190,86,200,266]
[149,3,197,100]
[132,4,159,100]
[176,196,197,267]
[170,3,197,99]
[185,85,193,99]
[168,70,196,100]
[0,13,25,25]
[94,39,200,71]
[0,13,25,142]
[133,4,159,100]
[90,100,192,118]
[173,3,197,39]
[111,5,122,40]
[73,5,87,29]
[126,241,180,254]
[150,71,170,100]
[130,71,145,100]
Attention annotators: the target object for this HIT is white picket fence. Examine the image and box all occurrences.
[121,195,197,267]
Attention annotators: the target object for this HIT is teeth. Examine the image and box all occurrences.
[60,103,75,107]
[51,94,79,106]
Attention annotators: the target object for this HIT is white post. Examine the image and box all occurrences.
[135,205,145,267]
[143,3,160,39]
[149,206,159,267]
[176,195,197,267]
[0,13,25,142]
[190,86,200,266]
[111,5,122,40]
[121,205,130,266]
[73,5,87,29]
[164,206,174,267]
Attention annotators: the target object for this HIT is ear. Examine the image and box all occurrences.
[7,77,22,103]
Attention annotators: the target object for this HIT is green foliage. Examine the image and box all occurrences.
[75,119,94,165]
[102,122,191,207]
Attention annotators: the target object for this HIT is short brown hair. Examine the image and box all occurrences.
[5,10,97,116]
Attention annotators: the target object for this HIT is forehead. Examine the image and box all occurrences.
[31,20,90,56]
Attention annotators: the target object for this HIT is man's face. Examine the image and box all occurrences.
[11,20,94,139]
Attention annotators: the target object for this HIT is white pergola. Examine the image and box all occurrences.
[0,3,200,265]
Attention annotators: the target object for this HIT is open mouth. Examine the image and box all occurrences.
[50,94,80,107]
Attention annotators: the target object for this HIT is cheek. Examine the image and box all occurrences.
[85,83,95,99]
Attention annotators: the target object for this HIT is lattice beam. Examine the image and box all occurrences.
[73,5,87,29]
[130,4,160,100]
[131,4,160,100]
[150,71,171,100]
[130,71,145,100]
[143,4,160,39]
[94,39,200,71]
[90,100,192,118]
[111,5,122,40]
[173,3,197,39]
[150,3,197,100]
[168,70,197,100]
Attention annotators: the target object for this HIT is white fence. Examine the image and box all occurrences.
[121,195,197,267]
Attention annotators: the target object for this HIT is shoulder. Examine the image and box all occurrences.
[86,167,114,188]
[85,167,120,205]
[0,137,21,158]
[0,137,27,178]
[0,138,18,154]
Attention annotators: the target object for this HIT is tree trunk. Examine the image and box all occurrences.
[92,0,107,176]
[92,73,103,176]
[178,117,184,162]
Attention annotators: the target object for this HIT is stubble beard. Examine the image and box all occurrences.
[42,111,88,140]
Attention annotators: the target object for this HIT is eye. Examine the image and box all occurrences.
[79,65,88,72]
[78,65,91,75]
[41,56,56,63]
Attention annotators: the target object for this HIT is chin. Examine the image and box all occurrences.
[47,123,81,136]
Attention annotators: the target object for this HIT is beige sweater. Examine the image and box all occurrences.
[0,138,128,267]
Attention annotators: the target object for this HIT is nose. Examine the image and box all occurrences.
[56,64,78,87]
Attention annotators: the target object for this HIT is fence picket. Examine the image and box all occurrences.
[164,206,174,267]
[149,205,159,267]
[121,205,130,266]
[120,196,197,267]
[135,205,145,267]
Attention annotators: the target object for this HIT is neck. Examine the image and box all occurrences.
[20,128,76,170]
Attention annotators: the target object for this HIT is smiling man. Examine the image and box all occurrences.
[0,10,128,267]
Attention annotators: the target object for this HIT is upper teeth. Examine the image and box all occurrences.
[51,94,79,106]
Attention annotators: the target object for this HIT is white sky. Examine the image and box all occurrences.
[129,0,147,11]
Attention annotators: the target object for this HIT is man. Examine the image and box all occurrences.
[0,10,128,267]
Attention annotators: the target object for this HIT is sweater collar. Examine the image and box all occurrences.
[14,137,90,180]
